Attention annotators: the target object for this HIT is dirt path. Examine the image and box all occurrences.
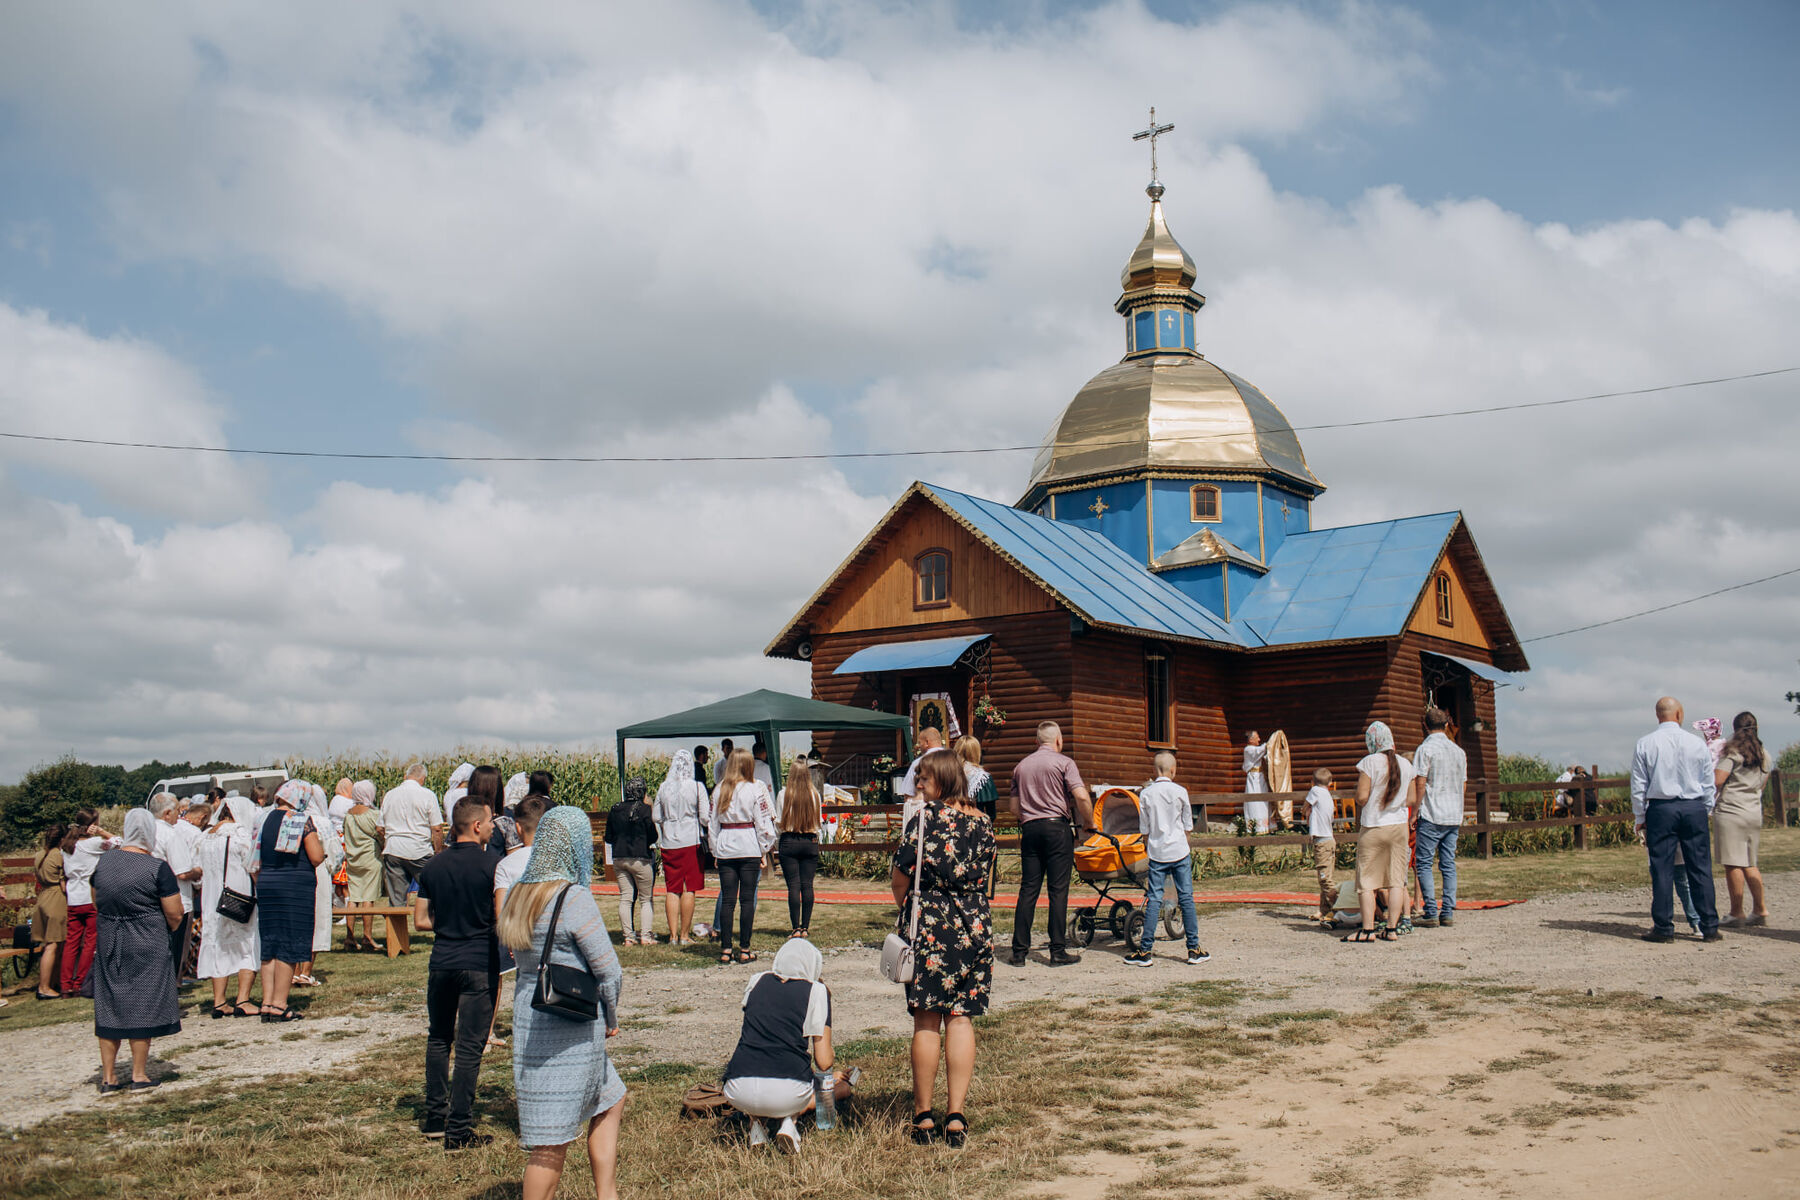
[3,870,1795,1162]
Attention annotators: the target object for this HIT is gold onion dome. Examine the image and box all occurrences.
[1020,184,1322,505]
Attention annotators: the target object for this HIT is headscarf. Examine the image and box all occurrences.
[659,750,696,811]
[213,795,258,832]
[1365,722,1395,755]
[448,762,475,790]
[121,808,158,851]
[351,780,377,807]
[771,937,823,983]
[517,806,594,887]
[504,772,529,809]
[308,783,345,869]
[335,778,354,799]
[270,780,314,857]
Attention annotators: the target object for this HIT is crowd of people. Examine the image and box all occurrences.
[12,698,1779,1192]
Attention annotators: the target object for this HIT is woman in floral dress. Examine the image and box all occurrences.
[891,748,995,1148]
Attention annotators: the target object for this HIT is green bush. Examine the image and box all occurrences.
[0,755,247,849]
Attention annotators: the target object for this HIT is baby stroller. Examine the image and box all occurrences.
[1070,787,1182,947]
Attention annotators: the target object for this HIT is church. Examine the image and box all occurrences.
[765,170,1528,796]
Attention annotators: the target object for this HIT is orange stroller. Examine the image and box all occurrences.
[1071,786,1182,947]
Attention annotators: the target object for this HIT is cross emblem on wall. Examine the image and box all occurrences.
[1089,496,1110,516]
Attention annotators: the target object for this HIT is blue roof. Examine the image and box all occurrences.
[1234,513,1459,645]
[835,634,990,675]
[922,484,1248,646]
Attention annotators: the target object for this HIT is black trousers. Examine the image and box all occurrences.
[424,969,498,1139]
[716,858,762,950]
[1013,818,1075,953]
[1646,798,1719,936]
[169,912,194,980]
[778,833,819,930]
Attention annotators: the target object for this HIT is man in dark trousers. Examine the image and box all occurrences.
[1631,695,1722,943]
[1009,721,1094,966]
[414,797,501,1148]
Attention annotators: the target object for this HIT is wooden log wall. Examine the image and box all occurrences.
[1069,629,1236,794]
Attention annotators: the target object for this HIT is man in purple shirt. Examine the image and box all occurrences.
[1008,721,1094,966]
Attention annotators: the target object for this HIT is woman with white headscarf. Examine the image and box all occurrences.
[341,780,384,950]
[199,796,262,1016]
[445,761,476,807]
[1343,722,1421,943]
[720,938,855,1155]
[296,783,345,986]
[89,810,185,1092]
[257,780,324,1021]
[654,748,708,946]
[498,806,626,1200]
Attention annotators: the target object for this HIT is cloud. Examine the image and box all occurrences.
[0,2,1796,777]
[0,304,251,520]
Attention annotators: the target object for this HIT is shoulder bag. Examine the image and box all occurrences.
[217,830,257,924]
[880,806,929,985]
[531,883,600,1022]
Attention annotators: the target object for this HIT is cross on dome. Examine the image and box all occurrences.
[1132,107,1175,190]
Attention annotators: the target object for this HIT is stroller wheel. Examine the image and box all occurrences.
[1125,911,1146,948]
[1107,900,1133,938]
[1162,902,1181,940]
[1073,908,1097,949]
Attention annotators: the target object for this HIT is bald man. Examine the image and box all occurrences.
[1630,696,1721,942]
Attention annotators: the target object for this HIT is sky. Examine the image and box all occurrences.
[0,0,1796,780]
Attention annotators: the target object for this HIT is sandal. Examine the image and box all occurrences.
[260,1007,304,1023]
[211,1004,235,1019]
[720,951,735,965]
[1377,923,1399,942]
[944,1112,967,1148]
[233,1003,260,1017]
[1341,928,1379,943]
[735,950,757,964]
[911,1111,936,1144]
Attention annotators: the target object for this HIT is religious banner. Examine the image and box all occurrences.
[910,692,962,741]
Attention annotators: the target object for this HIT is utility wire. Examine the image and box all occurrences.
[2,365,1793,465]
[1523,565,1800,643]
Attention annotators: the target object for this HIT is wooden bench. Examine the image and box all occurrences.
[333,906,415,957]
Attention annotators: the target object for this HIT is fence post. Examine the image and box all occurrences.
[1475,781,1492,860]
[1569,763,1591,850]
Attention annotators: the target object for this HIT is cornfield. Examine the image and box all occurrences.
[278,748,672,812]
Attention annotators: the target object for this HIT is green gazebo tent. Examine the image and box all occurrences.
[613,688,913,799]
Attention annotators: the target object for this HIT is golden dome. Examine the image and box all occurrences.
[1120,184,1197,293]
[1021,355,1323,503]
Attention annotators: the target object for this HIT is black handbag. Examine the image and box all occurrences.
[217,833,257,923]
[530,884,600,1023]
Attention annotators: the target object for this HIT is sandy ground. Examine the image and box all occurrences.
[4,874,1797,1197]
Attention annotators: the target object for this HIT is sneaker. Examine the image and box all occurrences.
[422,1118,447,1139]
[1701,931,1724,943]
[443,1132,493,1152]
[1395,918,1414,935]
[1123,951,1153,968]
[1047,948,1081,966]
[1007,949,1028,967]
[776,1116,801,1155]
[748,1119,770,1148]
[1640,930,1675,943]
[1438,914,1455,927]
[1186,948,1211,965]
[1414,916,1439,928]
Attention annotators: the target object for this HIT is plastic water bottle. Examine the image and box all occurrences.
[813,1070,837,1131]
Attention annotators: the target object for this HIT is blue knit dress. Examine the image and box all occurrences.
[511,885,625,1146]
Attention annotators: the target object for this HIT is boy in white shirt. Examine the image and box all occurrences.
[1305,768,1337,924]
[1124,752,1209,967]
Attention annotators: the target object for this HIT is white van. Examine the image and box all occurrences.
[146,767,288,805]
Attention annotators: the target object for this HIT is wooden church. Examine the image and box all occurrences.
[765,176,1527,795]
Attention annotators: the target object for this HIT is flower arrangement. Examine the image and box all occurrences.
[974,695,1007,729]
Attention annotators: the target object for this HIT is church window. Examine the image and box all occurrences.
[1435,572,1454,625]
[916,549,951,609]
[1189,484,1221,522]
[1145,648,1174,747]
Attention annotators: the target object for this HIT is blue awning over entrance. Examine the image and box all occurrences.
[1436,652,1518,688]
[833,634,989,676]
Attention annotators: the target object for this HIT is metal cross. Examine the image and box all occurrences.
[1089,495,1110,516]
[1132,107,1174,184]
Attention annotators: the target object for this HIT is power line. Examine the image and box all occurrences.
[1523,564,1800,643]
[2,365,1793,465]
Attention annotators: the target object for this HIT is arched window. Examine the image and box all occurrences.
[1189,484,1221,522]
[1434,572,1454,625]
[915,549,951,609]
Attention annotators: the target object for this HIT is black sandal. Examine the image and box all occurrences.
[260,1007,304,1023]
[232,1003,260,1017]
[944,1112,967,1148]
[719,951,734,964]
[1341,928,1379,943]
[736,950,757,964]
[211,1004,234,1019]
[911,1111,936,1144]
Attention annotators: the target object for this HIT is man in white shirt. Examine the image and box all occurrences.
[149,792,201,977]
[751,740,776,791]
[1411,708,1468,928]
[895,727,946,823]
[380,763,446,907]
[1631,696,1721,943]
[1123,753,1208,968]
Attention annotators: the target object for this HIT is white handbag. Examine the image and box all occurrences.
[880,806,928,985]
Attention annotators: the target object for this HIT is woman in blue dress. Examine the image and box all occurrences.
[499,806,625,1200]
[257,780,323,1023]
